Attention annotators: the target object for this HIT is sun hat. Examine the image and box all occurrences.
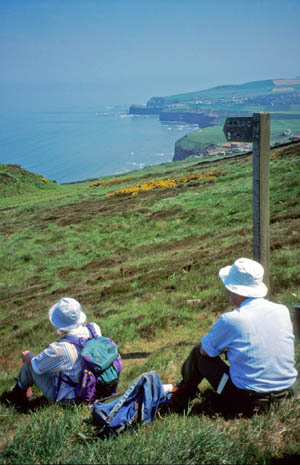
[49,297,86,330]
[218,257,268,298]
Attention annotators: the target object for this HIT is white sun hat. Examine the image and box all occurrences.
[49,297,86,330]
[218,257,268,298]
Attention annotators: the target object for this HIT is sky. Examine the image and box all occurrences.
[0,0,300,107]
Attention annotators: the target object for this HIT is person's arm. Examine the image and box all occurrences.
[200,344,227,358]
[22,350,35,368]
[201,314,232,357]
[32,342,76,374]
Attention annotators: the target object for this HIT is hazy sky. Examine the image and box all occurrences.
[1,0,300,106]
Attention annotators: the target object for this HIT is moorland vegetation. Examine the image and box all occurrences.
[0,141,300,464]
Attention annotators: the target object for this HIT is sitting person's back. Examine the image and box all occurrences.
[202,296,297,393]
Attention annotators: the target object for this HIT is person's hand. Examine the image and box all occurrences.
[22,351,34,364]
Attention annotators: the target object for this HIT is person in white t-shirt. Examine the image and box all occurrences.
[1,297,101,408]
[170,258,298,414]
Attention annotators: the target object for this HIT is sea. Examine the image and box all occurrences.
[0,103,198,184]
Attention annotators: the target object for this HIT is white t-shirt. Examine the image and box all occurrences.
[201,298,297,392]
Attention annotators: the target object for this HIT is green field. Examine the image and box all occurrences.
[0,142,300,464]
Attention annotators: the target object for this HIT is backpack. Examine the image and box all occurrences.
[57,324,123,403]
[92,371,168,437]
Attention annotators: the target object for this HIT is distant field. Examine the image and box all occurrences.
[273,79,300,85]
[159,80,277,104]
[270,118,300,140]
[152,79,300,106]
[177,125,226,151]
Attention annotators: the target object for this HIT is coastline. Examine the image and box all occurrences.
[0,105,196,184]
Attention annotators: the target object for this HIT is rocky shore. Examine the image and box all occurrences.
[129,104,218,126]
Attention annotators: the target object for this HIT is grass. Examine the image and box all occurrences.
[0,142,300,464]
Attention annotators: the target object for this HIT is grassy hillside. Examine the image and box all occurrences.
[0,164,61,197]
[0,143,300,464]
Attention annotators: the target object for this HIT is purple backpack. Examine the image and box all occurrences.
[57,324,122,403]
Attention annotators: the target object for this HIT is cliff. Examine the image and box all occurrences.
[160,111,217,126]
[173,136,217,161]
[129,105,218,126]
[129,104,162,115]
[173,140,196,161]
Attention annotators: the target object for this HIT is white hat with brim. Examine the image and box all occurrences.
[219,257,268,298]
[49,297,86,331]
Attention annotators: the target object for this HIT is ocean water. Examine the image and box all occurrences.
[0,104,198,184]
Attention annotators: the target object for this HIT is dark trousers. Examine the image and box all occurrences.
[181,343,230,391]
[181,342,238,407]
[181,344,294,414]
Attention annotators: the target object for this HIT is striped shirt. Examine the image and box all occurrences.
[31,323,101,402]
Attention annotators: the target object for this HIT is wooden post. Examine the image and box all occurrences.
[252,113,270,288]
[223,113,271,289]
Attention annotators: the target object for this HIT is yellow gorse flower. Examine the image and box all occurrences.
[106,170,220,197]
[89,177,133,188]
